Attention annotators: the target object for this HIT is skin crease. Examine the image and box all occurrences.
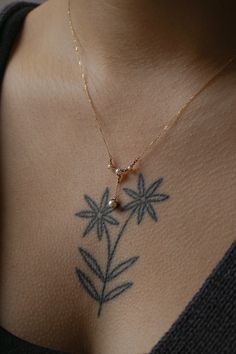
[0,0,236,353]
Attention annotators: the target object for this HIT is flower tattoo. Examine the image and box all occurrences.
[75,187,119,240]
[74,173,170,316]
[122,173,169,224]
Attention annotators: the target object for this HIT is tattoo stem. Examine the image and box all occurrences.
[109,208,137,263]
[97,209,136,316]
[97,224,111,317]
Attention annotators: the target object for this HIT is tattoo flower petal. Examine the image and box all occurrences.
[76,210,95,218]
[97,219,104,240]
[137,203,146,224]
[138,173,145,195]
[148,193,169,203]
[83,217,98,237]
[103,215,119,225]
[123,173,169,224]
[146,202,158,222]
[122,199,140,211]
[145,177,163,197]
[84,194,99,212]
[123,188,140,200]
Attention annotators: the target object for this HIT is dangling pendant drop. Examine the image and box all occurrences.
[108,198,118,209]
[108,172,122,209]
[107,157,139,209]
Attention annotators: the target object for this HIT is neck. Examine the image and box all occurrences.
[69,0,236,70]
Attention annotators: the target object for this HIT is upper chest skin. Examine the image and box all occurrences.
[0,4,236,354]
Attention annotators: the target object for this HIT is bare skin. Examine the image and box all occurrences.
[0,0,236,353]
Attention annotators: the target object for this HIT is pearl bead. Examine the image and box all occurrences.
[127,165,132,171]
[108,198,118,209]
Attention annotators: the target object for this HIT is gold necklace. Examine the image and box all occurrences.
[67,0,235,209]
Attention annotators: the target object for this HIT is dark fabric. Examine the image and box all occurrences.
[149,239,236,354]
[0,325,68,354]
[0,2,236,353]
[0,1,39,84]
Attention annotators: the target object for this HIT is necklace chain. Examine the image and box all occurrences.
[67,0,236,208]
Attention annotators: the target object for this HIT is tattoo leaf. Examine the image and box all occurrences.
[75,268,100,302]
[104,282,133,302]
[79,247,105,281]
[108,256,139,281]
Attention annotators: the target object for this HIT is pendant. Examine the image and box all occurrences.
[107,157,139,209]
[108,198,118,209]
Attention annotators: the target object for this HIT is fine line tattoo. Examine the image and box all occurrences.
[75,173,170,317]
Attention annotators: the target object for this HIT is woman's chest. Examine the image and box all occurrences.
[1,69,236,354]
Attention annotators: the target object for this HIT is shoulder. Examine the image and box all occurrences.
[0,1,41,82]
[0,0,74,85]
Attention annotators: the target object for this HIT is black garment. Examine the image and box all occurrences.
[0,2,236,353]
[0,1,38,83]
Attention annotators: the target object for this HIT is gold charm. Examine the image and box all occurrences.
[108,198,118,209]
[107,157,139,209]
